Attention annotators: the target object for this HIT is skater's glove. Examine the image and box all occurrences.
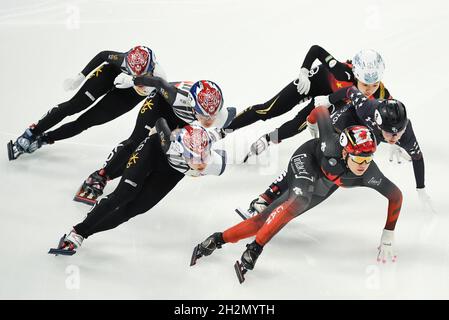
[417,188,437,214]
[155,118,172,153]
[250,134,269,156]
[114,73,135,89]
[314,95,331,108]
[249,131,279,156]
[377,229,397,264]
[207,127,227,142]
[388,144,411,164]
[63,73,85,91]
[296,68,311,95]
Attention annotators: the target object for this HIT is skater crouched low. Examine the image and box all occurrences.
[191,107,403,283]
[49,117,227,256]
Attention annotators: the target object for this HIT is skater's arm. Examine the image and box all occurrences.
[206,127,228,143]
[398,121,425,189]
[328,87,351,104]
[314,106,335,141]
[412,157,425,189]
[81,51,125,76]
[329,86,378,114]
[301,45,335,69]
[301,45,351,75]
[364,162,403,230]
[154,118,174,153]
[133,76,179,105]
[275,99,316,141]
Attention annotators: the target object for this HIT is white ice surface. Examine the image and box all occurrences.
[0,0,449,299]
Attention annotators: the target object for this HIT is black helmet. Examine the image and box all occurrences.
[374,99,408,133]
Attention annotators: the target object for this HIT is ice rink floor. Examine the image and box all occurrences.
[0,0,448,299]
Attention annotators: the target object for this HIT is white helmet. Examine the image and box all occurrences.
[352,49,385,84]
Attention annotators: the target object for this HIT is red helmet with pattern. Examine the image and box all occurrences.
[188,80,224,119]
[126,46,156,75]
[339,125,377,156]
[176,125,212,164]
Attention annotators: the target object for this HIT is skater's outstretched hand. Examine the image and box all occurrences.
[244,131,280,163]
[63,73,85,91]
[417,188,437,214]
[296,68,311,95]
[114,73,134,89]
[250,134,270,155]
[377,229,397,264]
[388,144,411,164]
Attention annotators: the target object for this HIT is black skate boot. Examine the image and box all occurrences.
[235,195,269,220]
[190,232,225,266]
[74,169,109,206]
[234,241,264,283]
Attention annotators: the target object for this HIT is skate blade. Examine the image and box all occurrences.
[73,195,96,206]
[234,260,247,284]
[235,208,249,220]
[242,152,252,164]
[48,248,76,256]
[190,244,202,266]
[73,186,97,206]
[7,140,19,161]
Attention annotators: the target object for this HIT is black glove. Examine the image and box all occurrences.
[155,118,172,153]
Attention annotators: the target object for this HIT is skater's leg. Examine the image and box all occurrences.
[33,64,120,134]
[225,66,332,131]
[224,142,327,245]
[102,93,173,179]
[73,134,182,238]
[44,87,142,142]
[225,81,303,130]
[87,168,184,235]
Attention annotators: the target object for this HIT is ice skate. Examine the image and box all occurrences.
[190,232,225,266]
[234,241,263,283]
[48,230,84,256]
[74,169,108,205]
[7,127,44,160]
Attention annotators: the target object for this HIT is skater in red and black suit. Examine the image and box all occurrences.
[8,46,165,160]
[238,86,432,220]
[231,45,392,161]
[191,106,402,283]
